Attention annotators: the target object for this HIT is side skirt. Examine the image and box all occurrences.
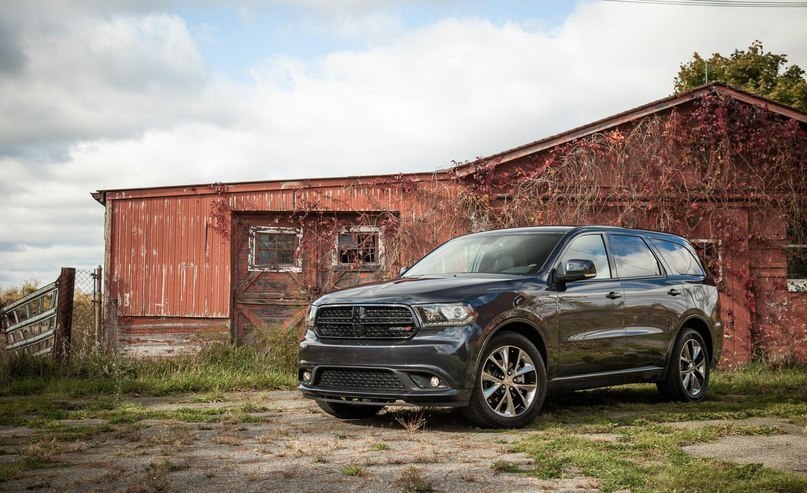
[547,366,664,393]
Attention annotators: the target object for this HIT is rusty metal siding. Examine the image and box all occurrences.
[107,176,453,324]
[110,195,231,319]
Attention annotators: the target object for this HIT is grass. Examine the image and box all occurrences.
[530,362,807,428]
[509,362,807,493]
[0,342,297,398]
[0,344,805,491]
[341,464,364,477]
[514,424,805,493]
[490,460,521,473]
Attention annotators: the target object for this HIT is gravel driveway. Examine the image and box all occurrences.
[2,390,804,492]
[0,391,599,493]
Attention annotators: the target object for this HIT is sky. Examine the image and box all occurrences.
[1,0,807,289]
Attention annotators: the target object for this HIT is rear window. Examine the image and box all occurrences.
[652,239,705,276]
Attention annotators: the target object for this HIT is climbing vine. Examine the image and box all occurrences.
[217,93,806,363]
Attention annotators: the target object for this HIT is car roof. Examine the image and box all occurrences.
[463,225,691,243]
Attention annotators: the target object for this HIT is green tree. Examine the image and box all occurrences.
[675,40,807,111]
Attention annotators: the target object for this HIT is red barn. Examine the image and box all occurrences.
[93,83,807,365]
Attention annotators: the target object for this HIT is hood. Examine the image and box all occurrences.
[314,274,533,306]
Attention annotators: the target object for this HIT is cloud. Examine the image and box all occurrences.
[1,1,806,288]
[0,12,214,155]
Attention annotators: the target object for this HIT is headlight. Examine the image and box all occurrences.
[414,303,477,327]
[305,304,318,328]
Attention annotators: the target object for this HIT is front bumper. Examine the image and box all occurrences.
[297,325,480,407]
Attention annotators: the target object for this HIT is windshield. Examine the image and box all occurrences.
[403,233,564,277]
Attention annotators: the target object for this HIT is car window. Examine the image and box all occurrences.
[610,235,661,278]
[559,234,611,279]
[403,233,564,276]
[652,239,705,276]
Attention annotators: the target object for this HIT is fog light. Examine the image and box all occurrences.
[430,376,440,388]
[302,370,312,382]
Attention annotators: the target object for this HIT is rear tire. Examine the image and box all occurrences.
[657,328,710,402]
[315,400,384,419]
[461,332,547,428]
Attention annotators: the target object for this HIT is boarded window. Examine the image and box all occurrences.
[338,231,379,265]
[250,228,301,271]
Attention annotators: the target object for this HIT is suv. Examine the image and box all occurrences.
[298,226,722,428]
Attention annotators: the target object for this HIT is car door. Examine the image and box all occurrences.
[553,233,627,377]
[609,233,684,370]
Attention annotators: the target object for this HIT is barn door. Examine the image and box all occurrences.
[231,214,312,344]
[316,221,387,294]
[230,212,392,344]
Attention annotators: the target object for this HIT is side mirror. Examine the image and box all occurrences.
[399,265,410,277]
[556,259,596,283]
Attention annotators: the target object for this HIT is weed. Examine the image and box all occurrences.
[396,466,435,493]
[342,464,364,477]
[192,391,226,403]
[213,424,242,445]
[491,460,521,473]
[394,410,427,432]
[371,442,390,451]
[0,461,27,482]
[148,425,195,448]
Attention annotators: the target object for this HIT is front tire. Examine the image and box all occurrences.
[461,332,547,428]
[315,400,384,419]
[657,328,710,402]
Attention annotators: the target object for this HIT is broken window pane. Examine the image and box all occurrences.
[338,232,378,264]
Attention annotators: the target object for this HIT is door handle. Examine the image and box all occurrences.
[667,288,682,296]
[605,291,622,299]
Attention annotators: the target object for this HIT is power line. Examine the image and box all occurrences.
[602,0,807,7]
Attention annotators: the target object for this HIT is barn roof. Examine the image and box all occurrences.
[93,82,807,204]
[450,82,807,177]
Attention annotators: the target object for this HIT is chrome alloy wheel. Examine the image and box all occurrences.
[480,345,538,417]
[679,338,707,397]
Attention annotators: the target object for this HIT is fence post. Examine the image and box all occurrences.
[53,267,76,363]
[93,265,102,346]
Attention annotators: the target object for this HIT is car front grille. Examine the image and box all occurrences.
[316,305,417,339]
[316,368,406,391]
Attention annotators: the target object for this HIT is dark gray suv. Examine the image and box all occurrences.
[298,226,723,428]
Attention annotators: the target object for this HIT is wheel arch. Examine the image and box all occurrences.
[483,318,549,371]
[669,315,714,369]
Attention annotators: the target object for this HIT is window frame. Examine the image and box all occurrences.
[333,226,384,270]
[554,233,615,281]
[607,233,665,280]
[650,237,706,277]
[248,226,303,272]
[786,243,807,293]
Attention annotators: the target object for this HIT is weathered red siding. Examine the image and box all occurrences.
[109,195,230,318]
[97,84,807,363]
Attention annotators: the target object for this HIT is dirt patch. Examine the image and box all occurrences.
[0,392,598,492]
[4,391,804,491]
